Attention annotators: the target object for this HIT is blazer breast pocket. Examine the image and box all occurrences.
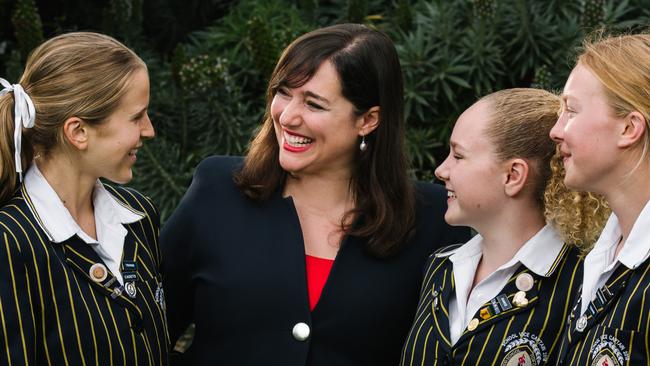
[586,326,645,366]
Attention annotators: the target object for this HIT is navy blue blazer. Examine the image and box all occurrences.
[558,259,650,365]
[161,155,469,366]
[0,185,169,365]
[401,243,583,366]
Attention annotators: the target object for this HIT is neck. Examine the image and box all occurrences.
[284,172,354,215]
[603,167,650,243]
[474,201,546,273]
[36,155,97,221]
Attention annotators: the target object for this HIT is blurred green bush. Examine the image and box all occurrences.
[2,0,650,220]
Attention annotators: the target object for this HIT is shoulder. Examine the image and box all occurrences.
[421,243,460,278]
[432,243,464,257]
[186,155,244,197]
[0,191,37,257]
[413,181,448,218]
[194,155,244,182]
[544,243,583,281]
[0,189,36,231]
[424,243,464,263]
[103,184,159,222]
[414,181,447,203]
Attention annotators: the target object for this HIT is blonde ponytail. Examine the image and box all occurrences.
[0,92,34,203]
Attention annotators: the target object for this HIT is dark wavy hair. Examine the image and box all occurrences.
[234,23,415,257]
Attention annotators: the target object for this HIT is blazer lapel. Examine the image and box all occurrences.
[564,264,633,346]
[430,266,454,350]
[59,233,142,316]
[456,266,541,345]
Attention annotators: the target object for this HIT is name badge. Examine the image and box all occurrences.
[123,272,138,282]
[122,261,138,271]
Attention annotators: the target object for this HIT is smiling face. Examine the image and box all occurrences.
[85,68,154,184]
[271,60,364,178]
[434,100,506,227]
[550,64,622,193]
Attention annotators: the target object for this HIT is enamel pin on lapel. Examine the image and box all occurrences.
[467,318,479,331]
[431,285,440,311]
[576,315,587,332]
[124,282,137,298]
[515,273,534,292]
[513,291,529,307]
[89,263,108,282]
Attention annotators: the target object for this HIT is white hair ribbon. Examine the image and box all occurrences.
[0,77,36,182]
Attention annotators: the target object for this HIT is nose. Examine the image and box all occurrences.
[276,98,302,128]
[434,155,450,182]
[140,113,155,140]
[549,114,565,143]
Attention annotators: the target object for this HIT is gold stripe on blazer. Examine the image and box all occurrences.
[401,243,582,366]
[0,185,169,366]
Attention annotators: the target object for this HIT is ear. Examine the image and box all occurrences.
[618,111,647,148]
[62,117,89,151]
[503,158,530,197]
[357,106,380,136]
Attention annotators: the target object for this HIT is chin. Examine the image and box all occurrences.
[444,212,465,227]
[105,171,133,185]
[563,174,587,191]
[278,156,304,175]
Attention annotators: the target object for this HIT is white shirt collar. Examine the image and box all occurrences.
[447,225,564,277]
[587,199,650,270]
[23,163,144,243]
[579,199,650,315]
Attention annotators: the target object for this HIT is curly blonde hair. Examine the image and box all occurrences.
[544,146,610,253]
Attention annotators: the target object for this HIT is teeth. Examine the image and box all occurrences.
[285,132,313,147]
[447,191,456,198]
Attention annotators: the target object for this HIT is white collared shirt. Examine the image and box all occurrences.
[24,164,144,284]
[445,225,564,344]
[580,199,650,315]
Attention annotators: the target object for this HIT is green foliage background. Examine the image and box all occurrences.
[2,0,650,220]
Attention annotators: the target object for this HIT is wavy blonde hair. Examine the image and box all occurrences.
[482,88,609,251]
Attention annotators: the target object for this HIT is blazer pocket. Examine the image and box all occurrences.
[587,326,645,366]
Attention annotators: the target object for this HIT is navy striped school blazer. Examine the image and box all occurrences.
[0,185,169,365]
[401,243,582,366]
[558,259,650,365]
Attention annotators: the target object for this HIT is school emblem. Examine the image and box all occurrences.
[500,346,537,366]
[154,282,166,312]
[501,332,548,366]
[590,335,628,366]
[592,353,619,366]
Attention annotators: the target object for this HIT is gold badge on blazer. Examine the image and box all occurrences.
[501,332,548,366]
[500,347,537,366]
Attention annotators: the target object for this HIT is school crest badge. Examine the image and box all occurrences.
[500,332,548,366]
[501,346,537,366]
[590,334,629,366]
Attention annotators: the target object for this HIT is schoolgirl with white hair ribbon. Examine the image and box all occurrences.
[0,32,168,365]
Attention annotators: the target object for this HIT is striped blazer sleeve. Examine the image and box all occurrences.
[0,225,36,365]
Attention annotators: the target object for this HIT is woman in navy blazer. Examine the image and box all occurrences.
[161,24,468,365]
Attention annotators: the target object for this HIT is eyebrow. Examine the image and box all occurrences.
[304,91,330,104]
[132,106,148,117]
[450,141,465,151]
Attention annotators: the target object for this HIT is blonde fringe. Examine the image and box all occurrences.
[544,146,610,254]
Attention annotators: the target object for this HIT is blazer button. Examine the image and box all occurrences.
[292,322,310,341]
